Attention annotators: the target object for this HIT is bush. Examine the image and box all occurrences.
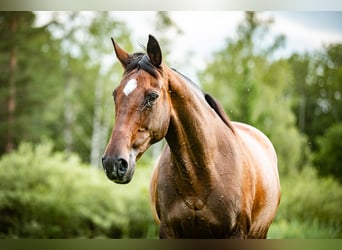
[314,122,342,183]
[0,142,158,238]
[268,167,342,238]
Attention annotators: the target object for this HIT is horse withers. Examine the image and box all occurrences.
[102,35,281,238]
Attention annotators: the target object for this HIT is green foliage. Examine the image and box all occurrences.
[0,142,158,238]
[0,12,63,153]
[289,45,342,181]
[0,12,133,164]
[314,123,342,183]
[268,167,342,238]
[290,45,342,151]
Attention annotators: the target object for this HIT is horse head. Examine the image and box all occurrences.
[102,35,171,184]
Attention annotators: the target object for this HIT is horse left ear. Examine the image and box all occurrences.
[111,37,130,69]
[147,34,162,67]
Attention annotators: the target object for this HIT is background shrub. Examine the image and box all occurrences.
[314,123,342,183]
[0,142,158,238]
[268,167,342,238]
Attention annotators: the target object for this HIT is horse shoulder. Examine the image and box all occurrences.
[150,144,173,225]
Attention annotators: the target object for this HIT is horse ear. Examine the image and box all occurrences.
[111,37,129,68]
[147,34,162,67]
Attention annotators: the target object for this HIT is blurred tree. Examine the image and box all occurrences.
[46,12,94,158]
[290,44,342,150]
[288,53,311,133]
[290,44,342,181]
[0,12,132,165]
[47,12,132,165]
[314,122,342,182]
[0,12,63,155]
[1,13,17,153]
[199,12,306,175]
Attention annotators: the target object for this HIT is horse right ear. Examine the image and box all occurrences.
[147,34,162,67]
[111,37,130,69]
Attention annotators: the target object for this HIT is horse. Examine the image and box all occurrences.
[102,35,281,238]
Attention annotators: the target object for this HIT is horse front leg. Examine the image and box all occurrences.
[159,222,177,239]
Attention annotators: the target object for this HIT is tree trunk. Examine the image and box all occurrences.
[298,95,306,132]
[63,59,73,155]
[90,78,103,168]
[6,14,17,153]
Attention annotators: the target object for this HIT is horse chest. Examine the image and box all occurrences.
[159,190,238,238]
[162,199,221,238]
[157,161,242,237]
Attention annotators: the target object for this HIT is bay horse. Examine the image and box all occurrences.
[102,35,281,238]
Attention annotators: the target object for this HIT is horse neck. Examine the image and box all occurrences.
[164,68,223,194]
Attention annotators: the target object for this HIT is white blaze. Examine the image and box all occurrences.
[123,79,137,96]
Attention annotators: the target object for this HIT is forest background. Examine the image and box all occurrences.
[0,11,341,238]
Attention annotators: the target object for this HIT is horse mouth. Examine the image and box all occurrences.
[104,164,135,184]
[113,178,132,184]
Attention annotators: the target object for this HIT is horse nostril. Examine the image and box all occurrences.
[101,155,129,181]
[116,158,128,176]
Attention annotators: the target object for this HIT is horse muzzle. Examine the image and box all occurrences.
[101,154,136,184]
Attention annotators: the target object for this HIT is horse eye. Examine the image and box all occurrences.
[142,91,159,110]
[148,91,159,103]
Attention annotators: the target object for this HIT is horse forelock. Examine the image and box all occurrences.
[125,53,159,78]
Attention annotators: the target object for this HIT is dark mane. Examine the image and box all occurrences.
[204,93,235,133]
[125,53,159,78]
